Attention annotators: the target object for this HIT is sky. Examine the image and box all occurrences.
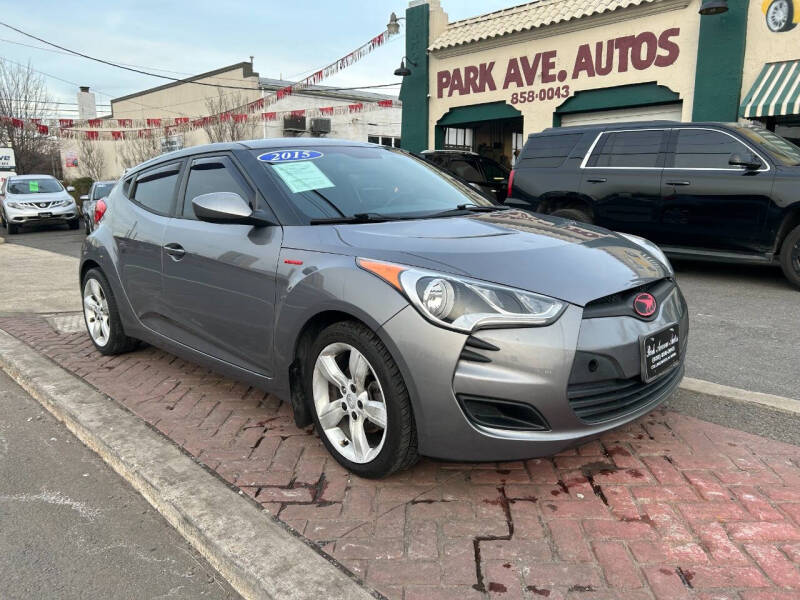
[0,0,517,118]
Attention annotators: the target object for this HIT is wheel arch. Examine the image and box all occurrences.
[775,205,800,255]
[537,192,596,220]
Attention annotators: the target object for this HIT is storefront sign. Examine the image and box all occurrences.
[436,28,681,99]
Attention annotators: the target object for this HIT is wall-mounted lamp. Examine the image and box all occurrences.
[394,57,417,77]
[699,0,728,15]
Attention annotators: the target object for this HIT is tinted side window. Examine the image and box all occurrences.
[183,156,251,219]
[522,133,582,168]
[449,158,482,182]
[673,129,752,169]
[480,158,508,181]
[590,130,665,168]
[132,164,180,215]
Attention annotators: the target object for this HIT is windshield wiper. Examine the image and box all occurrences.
[423,204,511,219]
[310,212,397,225]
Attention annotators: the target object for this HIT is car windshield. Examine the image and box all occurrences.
[7,178,63,194]
[737,125,800,166]
[256,145,494,221]
[93,183,114,199]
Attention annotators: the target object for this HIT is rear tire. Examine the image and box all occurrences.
[82,268,139,355]
[551,207,592,224]
[84,217,91,235]
[779,224,800,289]
[305,320,418,478]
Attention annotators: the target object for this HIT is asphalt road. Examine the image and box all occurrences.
[1,223,797,399]
[0,367,240,600]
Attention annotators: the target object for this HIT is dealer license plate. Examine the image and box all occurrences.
[641,324,680,383]
[38,212,52,218]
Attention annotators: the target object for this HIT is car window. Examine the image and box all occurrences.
[182,156,252,219]
[737,126,800,166]
[589,130,665,168]
[522,133,582,168]
[256,145,492,221]
[448,158,483,182]
[7,178,63,194]
[673,129,754,169]
[132,163,180,215]
[480,158,508,182]
[92,183,115,200]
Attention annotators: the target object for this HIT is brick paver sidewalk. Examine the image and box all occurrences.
[4,314,800,600]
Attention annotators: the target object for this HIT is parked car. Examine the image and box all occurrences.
[763,0,797,32]
[420,150,510,202]
[81,180,116,234]
[0,174,79,234]
[507,121,800,289]
[80,139,687,477]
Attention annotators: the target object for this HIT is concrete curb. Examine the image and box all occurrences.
[671,377,800,447]
[679,377,800,415]
[0,329,376,600]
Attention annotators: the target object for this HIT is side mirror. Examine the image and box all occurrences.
[192,192,272,226]
[729,152,762,170]
[80,195,89,201]
[66,185,75,192]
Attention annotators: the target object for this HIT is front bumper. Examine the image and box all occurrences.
[379,281,688,461]
[4,203,78,225]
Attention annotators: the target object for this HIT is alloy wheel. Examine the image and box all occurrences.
[768,0,790,30]
[83,278,111,346]
[312,342,388,464]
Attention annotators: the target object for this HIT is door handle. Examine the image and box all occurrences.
[163,243,186,260]
[665,180,691,186]
[586,178,607,183]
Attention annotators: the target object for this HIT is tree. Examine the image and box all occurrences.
[0,59,59,174]
[116,133,161,170]
[76,137,106,180]
[202,91,258,143]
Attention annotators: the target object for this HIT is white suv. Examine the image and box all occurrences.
[0,174,79,234]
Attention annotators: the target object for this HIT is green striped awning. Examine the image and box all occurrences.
[740,60,800,119]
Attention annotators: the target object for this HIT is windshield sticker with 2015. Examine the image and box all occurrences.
[257,150,323,163]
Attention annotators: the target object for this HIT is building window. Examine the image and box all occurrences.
[368,136,401,147]
[512,132,524,167]
[444,127,473,151]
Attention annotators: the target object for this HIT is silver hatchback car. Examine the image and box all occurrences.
[1,174,80,234]
[80,139,687,478]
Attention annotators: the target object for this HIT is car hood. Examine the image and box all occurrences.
[309,210,670,306]
[6,191,71,203]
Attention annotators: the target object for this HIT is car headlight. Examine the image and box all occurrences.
[618,232,673,275]
[55,199,73,207]
[6,201,22,209]
[357,258,566,332]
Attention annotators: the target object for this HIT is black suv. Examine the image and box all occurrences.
[508,121,800,288]
[421,150,510,202]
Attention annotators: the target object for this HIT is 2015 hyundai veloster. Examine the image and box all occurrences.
[80,139,688,478]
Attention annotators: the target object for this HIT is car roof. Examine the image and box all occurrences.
[127,137,379,176]
[535,121,742,136]
[8,174,57,180]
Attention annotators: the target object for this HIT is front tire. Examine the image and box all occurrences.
[766,0,795,32]
[69,218,79,230]
[305,321,418,478]
[6,219,18,235]
[82,268,139,355]
[779,224,800,289]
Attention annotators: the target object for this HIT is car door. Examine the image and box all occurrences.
[113,163,182,331]
[658,127,775,252]
[578,129,667,239]
[160,153,282,377]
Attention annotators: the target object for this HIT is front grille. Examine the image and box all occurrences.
[567,364,683,424]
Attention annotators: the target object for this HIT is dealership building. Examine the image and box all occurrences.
[399,0,800,165]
